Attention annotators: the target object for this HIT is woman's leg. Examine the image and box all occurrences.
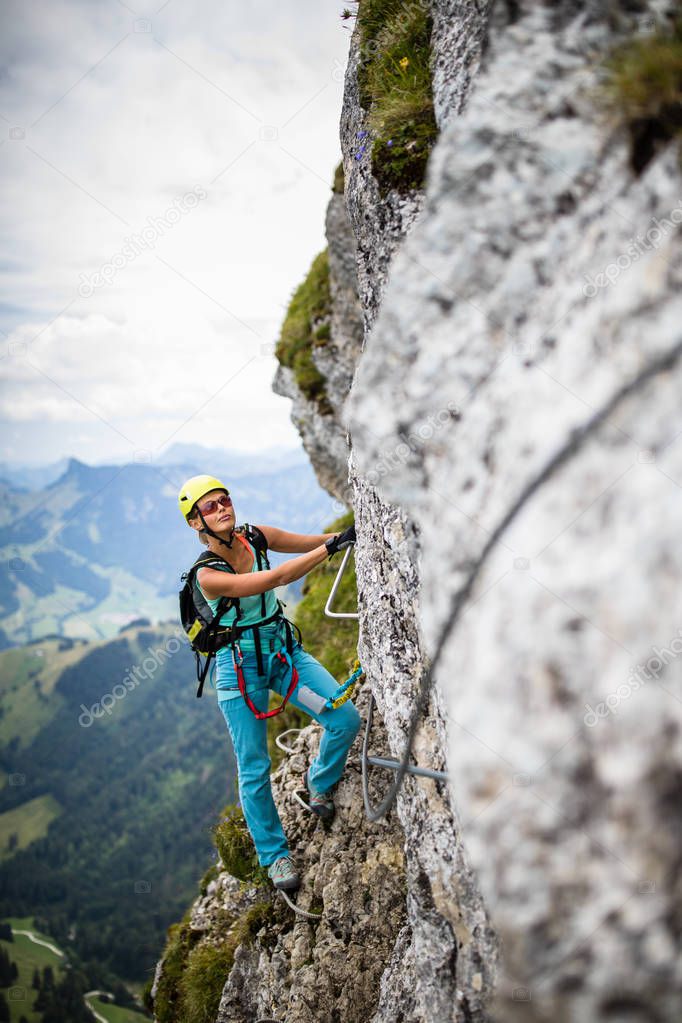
[218,687,290,868]
[271,646,362,793]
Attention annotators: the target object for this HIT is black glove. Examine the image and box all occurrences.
[325,524,356,558]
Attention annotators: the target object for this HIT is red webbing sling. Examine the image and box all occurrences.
[229,533,300,719]
[231,644,299,720]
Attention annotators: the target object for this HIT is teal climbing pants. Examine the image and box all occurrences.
[218,642,362,868]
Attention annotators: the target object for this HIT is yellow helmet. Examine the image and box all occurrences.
[178,475,229,522]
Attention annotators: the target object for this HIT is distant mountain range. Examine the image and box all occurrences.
[0,458,72,492]
[0,443,339,650]
[0,441,307,491]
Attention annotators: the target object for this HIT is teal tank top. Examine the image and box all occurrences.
[196,534,287,698]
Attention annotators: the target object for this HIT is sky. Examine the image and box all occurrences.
[0,0,353,466]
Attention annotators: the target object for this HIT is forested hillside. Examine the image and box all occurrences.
[0,623,236,987]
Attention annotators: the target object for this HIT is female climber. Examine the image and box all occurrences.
[177,474,360,892]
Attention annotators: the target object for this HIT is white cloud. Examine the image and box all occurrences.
[0,0,351,463]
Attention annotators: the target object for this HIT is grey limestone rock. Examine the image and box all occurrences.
[347,1,682,1020]
[272,192,363,505]
[153,692,407,1023]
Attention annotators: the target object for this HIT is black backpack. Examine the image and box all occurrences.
[179,523,286,697]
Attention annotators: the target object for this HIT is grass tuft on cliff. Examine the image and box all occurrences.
[333,158,345,194]
[212,803,268,885]
[275,248,333,414]
[149,913,197,1023]
[152,902,276,1023]
[178,939,235,1023]
[601,16,682,174]
[352,0,438,194]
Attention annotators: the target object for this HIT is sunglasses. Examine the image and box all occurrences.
[197,493,232,516]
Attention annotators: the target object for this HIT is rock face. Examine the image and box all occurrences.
[214,702,405,1023]
[346,1,682,1021]
[318,193,365,419]
[272,191,363,505]
[153,692,407,1023]
[153,1,682,1020]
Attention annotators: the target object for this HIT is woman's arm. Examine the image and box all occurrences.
[197,543,329,600]
[255,524,337,554]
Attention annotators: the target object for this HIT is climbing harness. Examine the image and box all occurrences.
[231,641,300,721]
[179,522,303,714]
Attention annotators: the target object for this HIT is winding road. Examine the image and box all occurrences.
[14,928,64,956]
[13,929,118,1022]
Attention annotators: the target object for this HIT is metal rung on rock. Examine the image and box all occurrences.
[366,755,448,783]
[324,544,359,619]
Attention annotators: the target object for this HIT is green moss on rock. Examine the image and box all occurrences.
[212,803,268,886]
[275,249,333,414]
[153,913,199,1023]
[333,159,345,194]
[602,16,682,174]
[180,939,237,1023]
[313,321,331,344]
[354,0,438,195]
[154,901,278,1023]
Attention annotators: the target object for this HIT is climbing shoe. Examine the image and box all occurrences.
[267,856,300,891]
[305,767,335,821]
